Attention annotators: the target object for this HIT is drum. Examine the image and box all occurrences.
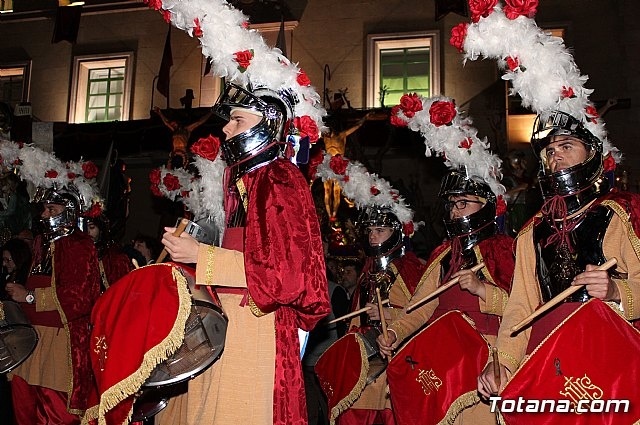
[499,299,640,425]
[314,327,387,422]
[386,310,489,425]
[0,300,38,374]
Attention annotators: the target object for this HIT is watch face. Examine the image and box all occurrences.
[26,293,34,304]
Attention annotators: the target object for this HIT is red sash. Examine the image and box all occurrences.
[501,299,640,425]
[386,311,489,425]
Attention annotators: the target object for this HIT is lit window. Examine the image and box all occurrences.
[0,62,30,108]
[367,31,440,108]
[69,53,133,123]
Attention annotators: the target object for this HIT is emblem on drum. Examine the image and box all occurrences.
[559,373,604,413]
[94,334,108,371]
[416,368,442,396]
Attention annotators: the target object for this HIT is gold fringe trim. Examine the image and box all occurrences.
[389,263,411,301]
[329,334,369,425]
[436,390,480,425]
[99,260,109,290]
[0,301,4,321]
[248,295,267,317]
[82,264,192,425]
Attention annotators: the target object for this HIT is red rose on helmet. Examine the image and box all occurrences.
[67,172,77,180]
[603,155,616,172]
[329,155,349,175]
[150,183,162,197]
[496,195,507,216]
[390,105,408,127]
[149,168,161,185]
[585,105,599,123]
[234,50,254,72]
[459,137,474,150]
[163,173,181,191]
[294,116,320,143]
[193,18,203,38]
[469,0,498,23]
[162,10,171,23]
[191,135,220,160]
[561,86,575,99]
[297,69,311,87]
[503,0,539,20]
[181,190,190,198]
[429,101,457,126]
[402,221,414,236]
[144,0,163,11]
[82,161,99,179]
[84,202,103,218]
[343,175,350,183]
[45,169,58,179]
[506,56,519,71]
[399,93,423,118]
[370,186,380,196]
[450,23,468,53]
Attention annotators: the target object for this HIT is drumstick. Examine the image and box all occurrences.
[327,299,390,324]
[376,287,389,341]
[406,262,485,313]
[131,258,140,269]
[492,346,500,391]
[156,218,190,263]
[510,257,617,334]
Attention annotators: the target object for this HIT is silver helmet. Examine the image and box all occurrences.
[531,110,609,213]
[439,170,497,248]
[33,184,83,242]
[213,82,296,181]
[357,206,405,268]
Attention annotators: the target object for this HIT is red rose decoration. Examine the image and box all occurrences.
[402,221,414,236]
[370,186,380,196]
[585,105,599,123]
[150,184,162,197]
[450,23,468,53]
[181,190,190,198]
[234,50,254,72]
[399,93,423,118]
[162,10,171,23]
[149,168,161,185]
[293,116,320,143]
[561,86,575,99]
[329,155,349,175]
[343,175,350,183]
[469,0,498,23]
[67,172,77,180]
[144,0,163,11]
[82,161,99,179]
[503,0,539,20]
[163,173,181,191]
[506,56,519,71]
[84,202,103,218]
[45,169,58,179]
[390,105,408,127]
[193,18,203,38]
[191,135,220,160]
[496,195,507,216]
[242,21,249,29]
[459,137,474,150]
[297,69,311,87]
[603,155,616,172]
[429,101,457,127]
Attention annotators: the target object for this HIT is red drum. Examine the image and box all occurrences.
[500,299,640,425]
[0,300,38,373]
[315,328,386,422]
[386,310,489,425]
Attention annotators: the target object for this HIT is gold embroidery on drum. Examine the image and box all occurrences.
[94,335,108,371]
[559,374,604,413]
[416,369,442,395]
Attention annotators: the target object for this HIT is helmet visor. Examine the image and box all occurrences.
[213,83,267,121]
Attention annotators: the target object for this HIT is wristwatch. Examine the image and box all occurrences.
[25,291,35,305]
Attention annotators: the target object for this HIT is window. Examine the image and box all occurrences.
[367,31,440,108]
[0,61,30,109]
[69,53,133,123]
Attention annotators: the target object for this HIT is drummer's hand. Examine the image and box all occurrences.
[453,269,486,301]
[365,303,392,321]
[477,361,510,398]
[376,330,397,359]
[162,227,199,264]
[5,283,28,303]
[572,264,620,302]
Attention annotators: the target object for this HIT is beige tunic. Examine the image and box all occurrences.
[156,244,276,425]
[495,202,640,373]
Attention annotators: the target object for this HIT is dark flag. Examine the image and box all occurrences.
[157,26,173,98]
[52,4,83,44]
[276,14,287,58]
[435,0,468,21]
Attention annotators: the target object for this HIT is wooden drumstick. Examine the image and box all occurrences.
[511,257,617,334]
[156,218,190,263]
[376,287,389,341]
[492,346,500,390]
[131,258,140,269]
[327,299,390,324]
[406,262,485,313]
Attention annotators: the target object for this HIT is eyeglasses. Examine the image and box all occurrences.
[444,199,484,211]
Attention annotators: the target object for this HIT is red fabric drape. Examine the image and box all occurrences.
[242,159,331,425]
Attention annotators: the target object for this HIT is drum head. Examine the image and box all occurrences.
[131,390,169,421]
[143,300,227,388]
[0,324,38,374]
